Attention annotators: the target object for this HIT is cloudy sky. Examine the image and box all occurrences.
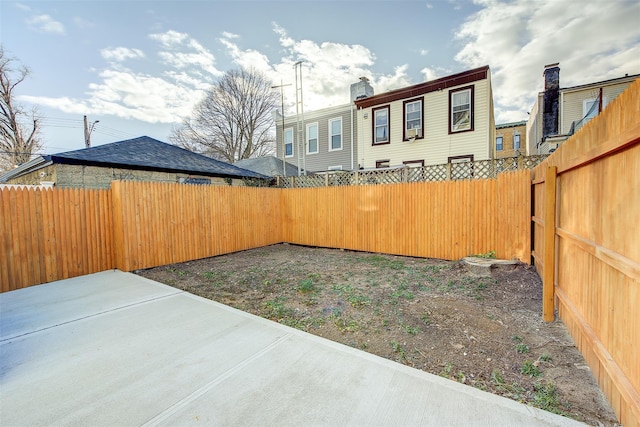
[2,0,639,155]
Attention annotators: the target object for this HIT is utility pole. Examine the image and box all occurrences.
[83,115,100,148]
[294,61,306,176]
[271,81,291,177]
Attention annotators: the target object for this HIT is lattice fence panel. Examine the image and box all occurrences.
[451,162,474,180]
[274,155,549,187]
[422,164,448,182]
[473,160,496,179]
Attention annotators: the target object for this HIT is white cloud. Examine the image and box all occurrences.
[221,31,239,39]
[454,0,640,123]
[23,30,221,124]
[23,70,202,123]
[150,30,221,77]
[101,47,145,63]
[26,14,65,34]
[220,23,413,112]
[421,66,452,82]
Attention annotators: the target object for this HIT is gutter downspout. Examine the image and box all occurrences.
[350,104,355,170]
[359,107,364,169]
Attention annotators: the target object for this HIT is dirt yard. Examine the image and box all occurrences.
[137,243,618,426]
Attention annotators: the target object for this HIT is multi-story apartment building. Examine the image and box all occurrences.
[495,121,526,158]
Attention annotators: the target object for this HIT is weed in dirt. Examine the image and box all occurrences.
[532,382,570,416]
[420,313,431,325]
[521,360,542,377]
[472,250,497,259]
[263,297,293,320]
[332,284,371,308]
[390,341,407,361]
[539,353,552,362]
[441,362,453,378]
[515,343,531,354]
[390,283,415,301]
[400,322,422,335]
[362,254,406,270]
[297,277,318,294]
[333,316,360,332]
[512,335,523,343]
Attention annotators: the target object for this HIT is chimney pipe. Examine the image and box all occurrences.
[542,63,560,139]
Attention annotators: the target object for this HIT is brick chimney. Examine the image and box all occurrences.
[542,63,560,139]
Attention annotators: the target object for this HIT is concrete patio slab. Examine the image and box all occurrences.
[0,270,585,426]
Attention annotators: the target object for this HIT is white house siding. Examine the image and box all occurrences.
[358,74,493,168]
[275,104,357,172]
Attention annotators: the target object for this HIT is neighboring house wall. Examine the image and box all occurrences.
[559,80,633,135]
[495,122,527,158]
[6,165,57,186]
[7,164,245,188]
[275,103,357,172]
[356,67,493,168]
[526,70,638,155]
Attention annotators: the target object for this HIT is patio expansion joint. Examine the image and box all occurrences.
[0,290,186,343]
[140,332,293,427]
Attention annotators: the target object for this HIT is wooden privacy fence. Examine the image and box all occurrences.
[110,181,283,271]
[281,170,531,261]
[532,79,640,426]
[0,187,113,293]
[1,169,530,291]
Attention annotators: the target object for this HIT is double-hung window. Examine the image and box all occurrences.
[284,127,293,157]
[513,134,520,150]
[449,86,473,133]
[496,136,503,151]
[404,98,423,140]
[372,106,390,145]
[329,117,342,151]
[306,123,318,154]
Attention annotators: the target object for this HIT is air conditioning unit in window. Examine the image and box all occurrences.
[406,128,421,141]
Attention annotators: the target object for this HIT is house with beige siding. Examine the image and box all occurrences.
[353,66,495,169]
[526,64,639,155]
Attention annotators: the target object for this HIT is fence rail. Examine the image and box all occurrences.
[277,155,548,188]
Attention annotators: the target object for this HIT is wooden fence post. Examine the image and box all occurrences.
[543,166,557,322]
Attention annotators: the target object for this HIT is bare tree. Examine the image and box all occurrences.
[170,68,278,163]
[0,46,42,171]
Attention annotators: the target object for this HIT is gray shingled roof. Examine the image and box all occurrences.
[234,156,300,177]
[50,136,266,179]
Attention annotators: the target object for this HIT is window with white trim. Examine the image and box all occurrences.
[306,123,318,154]
[328,165,342,171]
[372,106,390,145]
[284,127,293,157]
[329,117,342,151]
[496,136,503,151]
[513,134,520,150]
[450,87,473,133]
